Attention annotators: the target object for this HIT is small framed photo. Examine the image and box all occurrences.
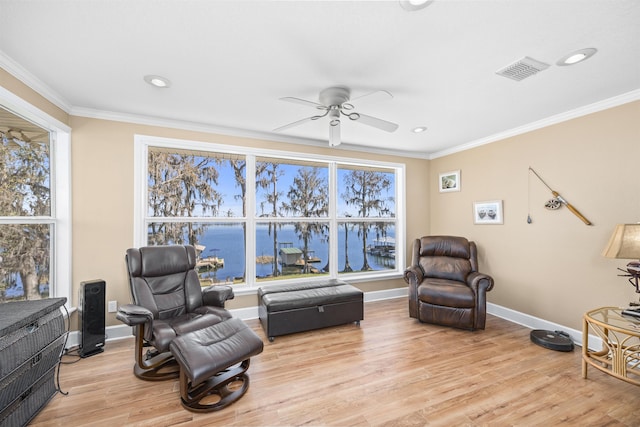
[473,200,503,224]
[439,170,460,193]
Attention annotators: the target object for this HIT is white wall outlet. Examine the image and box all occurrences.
[108,300,117,313]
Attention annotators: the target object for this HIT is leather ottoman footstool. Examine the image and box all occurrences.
[258,279,364,342]
[169,317,263,412]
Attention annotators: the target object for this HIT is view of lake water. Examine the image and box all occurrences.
[196,224,396,281]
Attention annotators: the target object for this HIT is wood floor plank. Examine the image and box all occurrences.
[30,298,639,426]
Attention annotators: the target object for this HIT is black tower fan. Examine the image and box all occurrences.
[79,280,106,357]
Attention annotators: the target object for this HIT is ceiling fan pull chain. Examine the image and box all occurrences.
[310,110,330,121]
[329,108,341,127]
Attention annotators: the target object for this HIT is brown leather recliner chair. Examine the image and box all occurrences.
[404,236,494,330]
[116,245,234,380]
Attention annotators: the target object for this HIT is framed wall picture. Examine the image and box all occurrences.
[473,200,503,224]
[439,170,460,192]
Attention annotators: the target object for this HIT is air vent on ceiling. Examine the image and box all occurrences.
[496,56,550,81]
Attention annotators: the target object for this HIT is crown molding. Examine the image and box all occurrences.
[429,89,640,159]
[70,106,431,159]
[0,50,72,113]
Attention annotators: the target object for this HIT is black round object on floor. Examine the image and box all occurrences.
[530,329,574,352]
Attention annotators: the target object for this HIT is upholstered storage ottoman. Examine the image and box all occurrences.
[0,297,67,426]
[258,279,363,341]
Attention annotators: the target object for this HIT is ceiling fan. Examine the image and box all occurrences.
[274,86,398,147]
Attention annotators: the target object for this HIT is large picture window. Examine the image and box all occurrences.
[135,135,403,290]
[0,93,71,304]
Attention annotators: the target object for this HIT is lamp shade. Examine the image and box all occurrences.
[602,224,640,259]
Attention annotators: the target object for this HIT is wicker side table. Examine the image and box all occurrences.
[582,306,640,386]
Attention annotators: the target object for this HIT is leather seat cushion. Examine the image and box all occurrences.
[417,278,475,308]
[152,312,228,352]
[193,305,233,321]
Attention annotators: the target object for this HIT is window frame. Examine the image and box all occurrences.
[0,87,72,306]
[134,134,405,292]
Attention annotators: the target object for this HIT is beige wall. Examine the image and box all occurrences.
[69,117,423,327]
[430,101,640,330]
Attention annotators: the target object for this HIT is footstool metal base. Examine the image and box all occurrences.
[179,359,251,412]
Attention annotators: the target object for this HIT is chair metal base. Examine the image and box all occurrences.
[133,328,180,381]
[179,359,251,412]
[133,355,180,381]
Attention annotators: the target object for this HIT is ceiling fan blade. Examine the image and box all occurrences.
[280,97,325,109]
[273,116,315,132]
[329,120,341,147]
[354,113,399,133]
[350,90,393,104]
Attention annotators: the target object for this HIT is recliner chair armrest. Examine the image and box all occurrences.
[202,285,234,307]
[404,265,424,319]
[116,304,153,326]
[467,272,494,293]
[403,265,424,285]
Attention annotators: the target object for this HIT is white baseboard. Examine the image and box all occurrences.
[68,288,599,351]
[206,287,409,322]
[67,288,409,349]
[66,323,133,349]
[487,302,600,350]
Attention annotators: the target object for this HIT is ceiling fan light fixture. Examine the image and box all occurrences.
[144,75,171,88]
[399,0,433,12]
[557,48,597,66]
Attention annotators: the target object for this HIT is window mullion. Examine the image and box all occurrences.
[329,162,338,278]
[245,155,256,283]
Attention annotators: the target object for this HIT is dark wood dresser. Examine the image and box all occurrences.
[0,298,67,426]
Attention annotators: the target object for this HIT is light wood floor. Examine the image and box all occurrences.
[32,298,638,427]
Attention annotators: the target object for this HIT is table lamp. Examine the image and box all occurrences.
[602,224,640,296]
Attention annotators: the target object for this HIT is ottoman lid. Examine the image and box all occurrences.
[258,279,347,298]
[261,284,362,312]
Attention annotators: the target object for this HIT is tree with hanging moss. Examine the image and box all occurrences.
[228,158,247,280]
[341,169,392,271]
[341,214,354,272]
[147,151,223,245]
[282,167,329,273]
[0,136,50,301]
[256,161,284,276]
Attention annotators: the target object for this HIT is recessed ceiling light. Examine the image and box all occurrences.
[412,126,428,133]
[399,0,433,12]
[557,48,597,66]
[144,75,171,88]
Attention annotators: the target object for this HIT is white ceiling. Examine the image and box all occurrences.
[1,0,639,158]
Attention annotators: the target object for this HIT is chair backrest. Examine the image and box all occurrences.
[415,236,478,282]
[126,245,204,320]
